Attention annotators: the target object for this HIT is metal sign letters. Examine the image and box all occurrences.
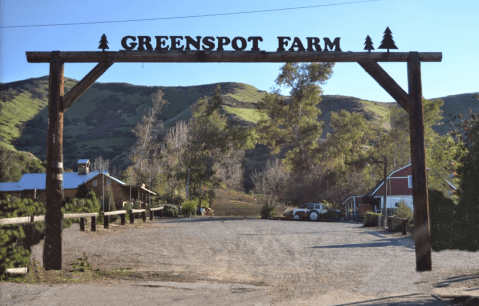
[120,36,341,52]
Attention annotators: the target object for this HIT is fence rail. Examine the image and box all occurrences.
[0,205,168,229]
[149,206,164,221]
[1,205,171,275]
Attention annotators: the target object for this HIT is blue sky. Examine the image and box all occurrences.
[1,0,478,102]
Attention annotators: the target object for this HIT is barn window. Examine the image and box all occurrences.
[408,175,412,188]
[93,179,97,187]
[107,179,111,186]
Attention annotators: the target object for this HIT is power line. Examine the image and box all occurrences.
[1,0,382,29]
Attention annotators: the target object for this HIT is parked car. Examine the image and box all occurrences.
[284,203,341,221]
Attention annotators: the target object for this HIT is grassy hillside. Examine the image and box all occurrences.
[432,93,479,135]
[1,76,475,172]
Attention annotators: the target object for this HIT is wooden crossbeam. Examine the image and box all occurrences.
[26,51,442,63]
[358,60,410,113]
[63,59,114,111]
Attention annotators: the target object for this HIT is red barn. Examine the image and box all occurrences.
[370,164,414,214]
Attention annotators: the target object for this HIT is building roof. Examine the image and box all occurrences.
[0,171,159,195]
[78,159,90,164]
[0,171,120,192]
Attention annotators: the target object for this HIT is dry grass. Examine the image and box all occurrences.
[212,189,288,217]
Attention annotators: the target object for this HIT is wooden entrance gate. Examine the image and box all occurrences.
[26,50,442,271]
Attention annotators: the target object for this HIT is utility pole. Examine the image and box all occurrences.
[373,156,388,228]
[382,156,388,228]
[102,170,104,213]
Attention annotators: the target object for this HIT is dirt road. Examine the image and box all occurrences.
[1,217,478,305]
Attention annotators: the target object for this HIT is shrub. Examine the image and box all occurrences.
[62,191,101,227]
[181,198,198,216]
[163,204,179,217]
[260,205,275,219]
[123,201,132,220]
[0,196,45,278]
[429,188,479,251]
[320,209,340,221]
[393,201,414,232]
[364,212,382,227]
[132,200,141,209]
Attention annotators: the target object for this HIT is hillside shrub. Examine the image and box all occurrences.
[364,212,382,227]
[0,196,45,278]
[181,199,198,217]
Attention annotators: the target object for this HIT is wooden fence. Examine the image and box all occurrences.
[387,216,409,235]
[1,206,166,274]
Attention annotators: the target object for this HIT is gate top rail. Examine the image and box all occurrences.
[26,51,442,63]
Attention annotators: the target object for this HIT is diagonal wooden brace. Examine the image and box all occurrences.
[358,60,410,113]
[63,59,114,111]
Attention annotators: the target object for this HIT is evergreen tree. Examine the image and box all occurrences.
[318,110,375,202]
[378,27,398,52]
[98,34,109,52]
[256,62,334,173]
[364,35,374,52]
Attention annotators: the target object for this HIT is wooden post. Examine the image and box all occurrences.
[382,156,388,228]
[402,220,408,235]
[130,210,134,224]
[79,218,85,231]
[91,216,96,231]
[104,215,109,229]
[43,51,64,271]
[120,213,125,225]
[408,52,432,271]
[142,211,146,222]
[150,210,154,221]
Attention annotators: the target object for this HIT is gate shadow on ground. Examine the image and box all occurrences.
[311,235,415,250]
[154,217,258,224]
[432,273,479,288]
[334,293,452,305]
[336,293,453,306]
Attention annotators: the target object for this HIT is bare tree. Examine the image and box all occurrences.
[160,121,190,197]
[131,89,168,171]
[214,148,245,190]
[91,156,110,172]
[252,159,289,218]
[109,163,121,179]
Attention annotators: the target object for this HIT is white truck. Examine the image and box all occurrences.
[284,203,341,221]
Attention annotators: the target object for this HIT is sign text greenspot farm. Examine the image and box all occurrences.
[121,36,342,52]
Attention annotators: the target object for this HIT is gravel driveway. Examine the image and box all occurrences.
[1,217,478,305]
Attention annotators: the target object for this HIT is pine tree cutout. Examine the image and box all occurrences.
[99,34,109,52]
[364,35,374,52]
[378,27,398,52]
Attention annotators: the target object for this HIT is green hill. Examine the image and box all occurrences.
[1,76,476,171]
